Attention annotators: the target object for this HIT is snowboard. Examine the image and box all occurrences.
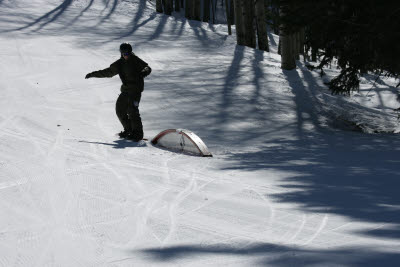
[116,133,148,142]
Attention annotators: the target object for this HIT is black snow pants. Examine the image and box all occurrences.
[115,92,143,139]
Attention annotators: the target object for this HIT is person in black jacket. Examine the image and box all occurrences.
[85,43,151,141]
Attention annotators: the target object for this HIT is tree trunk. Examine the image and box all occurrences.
[185,0,192,19]
[230,0,235,25]
[203,0,210,22]
[193,0,201,21]
[242,0,256,48]
[280,1,296,70]
[156,0,163,13]
[281,32,296,70]
[294,32,300,60]
[272,2,279,34]
[165,0,173,15]
[212,0,216,23]
[225,0,232,35]
[233,0,245,45]
[255,0,269,51]
[311,47,317,62]
[299,28,305,59]
[278,36,281,55]
[175,0,180,12]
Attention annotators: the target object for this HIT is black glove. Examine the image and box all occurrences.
[85,73,93,79]
[140,66,151,78]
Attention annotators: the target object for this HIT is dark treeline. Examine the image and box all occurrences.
[155,0,400,94]
[156,0,269,51]
[280,0,400,94]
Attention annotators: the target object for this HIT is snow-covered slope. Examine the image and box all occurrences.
[1,0,400,266]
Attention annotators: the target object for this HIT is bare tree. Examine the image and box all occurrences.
[193,0,201,21]
[156,0,163,13]
[185,0,192,19]
[270,0,280,34]
[280,0,296,70]
[293,32,299,60]
[229,0,235,25]
[255,0,269,51]
[203,0,210,22]
[298,28,305,59]
[225,0,232,35]
[233,0,245,45]
[165,0,173,15]
[175,0,180,12]
[242,0,256,48]
[212,0,217,23]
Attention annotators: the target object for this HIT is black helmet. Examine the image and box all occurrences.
[119,43,132,54]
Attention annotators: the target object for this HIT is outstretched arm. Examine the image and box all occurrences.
[85,62,119,79]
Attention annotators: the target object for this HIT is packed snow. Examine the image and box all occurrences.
[1,0,400,266]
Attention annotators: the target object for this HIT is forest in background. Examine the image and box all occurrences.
[154,0,400,95]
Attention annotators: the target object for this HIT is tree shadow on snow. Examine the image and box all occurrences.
[213,45,245,139]
[139,242,400,266]
[97,0,119,25]
[219,62,400,246]
[144,49,400,264]
[113,6,157,41]
[63,0,95,28]
[2,0,121,34]
[11,0,74,32]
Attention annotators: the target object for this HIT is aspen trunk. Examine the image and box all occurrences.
[165,0,173,15]
[278,36,281,55]
[294,32,300,60]
[193,0,201,21]
[230,0,235,25]
[203,0,210,22]
[185,0,192,19]
[233,0,245,45]
[242,0,256,48]
[212,0,216,23]
[280,1,296,70]
[175,0,180,12]
[299,28,305,59]
[225,0,232,35]
[156,0,163,13]
[281,33,296,70]
[255,0,269,51]
[311,47,317,62]
[272,4,279,34]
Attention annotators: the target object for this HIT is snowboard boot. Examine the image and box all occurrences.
[127,131,143,142]
[118,130,131,138]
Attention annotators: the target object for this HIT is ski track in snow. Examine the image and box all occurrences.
[0,0,400,266]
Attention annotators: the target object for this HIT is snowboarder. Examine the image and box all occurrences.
[85,43,151,141]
